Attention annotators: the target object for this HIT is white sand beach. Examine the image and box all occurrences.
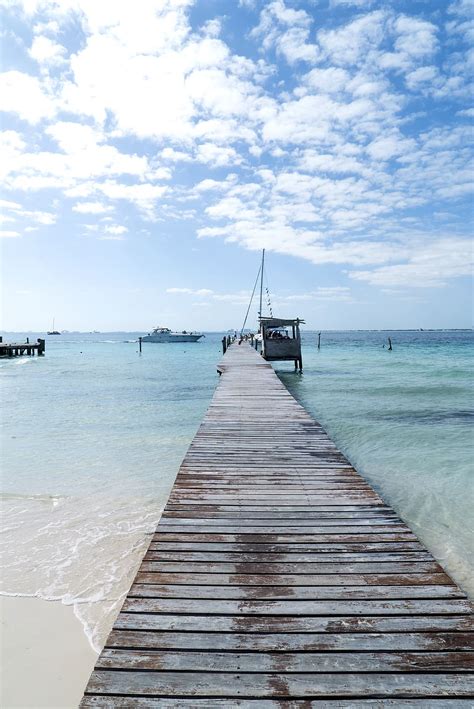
[0,596,97,709]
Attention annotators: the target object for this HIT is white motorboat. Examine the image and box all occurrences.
[142,327,203,343]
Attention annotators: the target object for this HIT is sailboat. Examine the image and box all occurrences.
[47,318,61,335]
[242,249,304,370]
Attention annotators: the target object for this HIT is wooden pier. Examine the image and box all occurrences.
[82,343,473,706]
[0,337,45,357]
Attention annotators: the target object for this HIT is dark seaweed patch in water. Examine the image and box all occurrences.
[373,409,474,425]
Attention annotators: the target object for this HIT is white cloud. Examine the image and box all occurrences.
[104,224,128,235]
[405,65,439,91]
[166,287,214,296]
[393,16,438,62]
[195,143,242,167]
[0,230,21,238]
[317,11,386,66]
[96,181,168,217]
[251,1,319,64]
[0,71,55,123]
[194,175,238,192]
[330,0,375,6]
[28,35,67,65]
[0,198,56,225]
[303,67,350,94]
[366,133,416,161]
[0,0,471,298]
[283,286,353,302]
[72,202,113,214]
[0,198,22,210]
[23,209,56,224]
[350,238,473,287]
[457,107,474,117]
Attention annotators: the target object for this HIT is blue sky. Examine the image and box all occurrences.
[1,0,473,331]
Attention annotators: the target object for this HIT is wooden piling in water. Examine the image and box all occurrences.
[81,343,473,705]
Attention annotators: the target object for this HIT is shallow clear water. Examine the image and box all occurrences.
[1,330,473,650]
[279,330,474,597]
[1,332,222,649]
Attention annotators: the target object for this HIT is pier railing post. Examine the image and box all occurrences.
[222,337,227,354]
[139,336,142,353]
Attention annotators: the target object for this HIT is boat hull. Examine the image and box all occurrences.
[142,334,203,343]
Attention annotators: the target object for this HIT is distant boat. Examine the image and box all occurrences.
[142,327,203,343]
[47,318,61,335]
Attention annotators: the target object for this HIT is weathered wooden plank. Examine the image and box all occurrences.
[96,649,474,672]
[144,551,434,563]
[122,597,473,616]
[106,629,474,652]
[139,561,442,573]
[149,541,427,552]
[140,552,442,576]
[114,612,474,633]
[162,499,389,507]
[153,532,419,542]
[162,510,400,519]
[81,698,474,708]
[164,499,395,508]
[159,519,408,527]
[84,671,474,697]
[135,571,453,586]
[129,583,464,600]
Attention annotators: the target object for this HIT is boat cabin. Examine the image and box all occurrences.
[260,316,304,370]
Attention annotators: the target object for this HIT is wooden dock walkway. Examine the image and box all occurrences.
[82,343,473,706]
[0,337,45,357]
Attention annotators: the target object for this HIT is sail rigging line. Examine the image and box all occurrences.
[264,267,273,318]
[240,264,262,337]
[258,249,265,319]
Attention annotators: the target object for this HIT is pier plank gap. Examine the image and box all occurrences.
[81,343,474,706]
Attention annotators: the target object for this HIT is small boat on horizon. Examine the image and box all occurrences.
[142,327,203,343]
[47,318,61,335]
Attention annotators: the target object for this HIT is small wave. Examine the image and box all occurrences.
[372,409,474,425]
[0,492,67,505]
[0,494,164,652]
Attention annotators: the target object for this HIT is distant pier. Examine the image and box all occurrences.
[0,337,45,357]
[82,343,473,705]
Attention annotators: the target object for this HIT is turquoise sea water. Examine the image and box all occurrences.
[1,330,473,650]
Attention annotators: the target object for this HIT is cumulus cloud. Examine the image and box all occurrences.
[0,0,472,295]
[350,238,473,287]
[251,1,319,64]
[0,71,55,123]
[28,35,67,65]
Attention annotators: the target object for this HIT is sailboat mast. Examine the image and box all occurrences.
[259,249,265,320]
